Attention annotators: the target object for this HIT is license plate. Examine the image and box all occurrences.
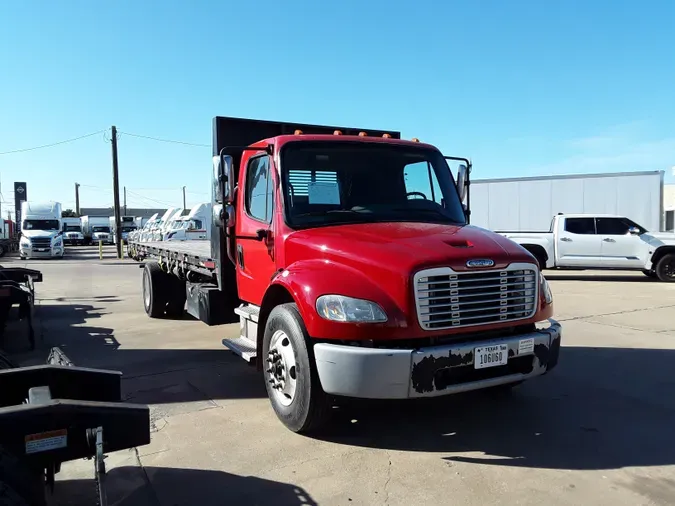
[37,248,48,252]
[474,344,508,369]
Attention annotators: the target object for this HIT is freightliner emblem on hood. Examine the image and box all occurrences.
[466,259,495,268]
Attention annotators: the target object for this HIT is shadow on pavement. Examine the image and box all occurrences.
[545,273,657,282]
[314,346,675,472]
[56,466,318,506]
[7,303,266,404]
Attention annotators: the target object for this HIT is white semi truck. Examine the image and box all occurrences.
[164,203,211,241]
[81,216,113,245]
[19,201,64,259]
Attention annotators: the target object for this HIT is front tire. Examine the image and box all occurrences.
[655,253,675,282]
[262,303,330,433]
[142,262,169,317]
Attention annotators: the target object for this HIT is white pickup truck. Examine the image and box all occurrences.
[500,214,675,282]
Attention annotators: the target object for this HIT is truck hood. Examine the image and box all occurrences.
[643,231,675,244]
[21,230,60,239]
[284,222,534,276]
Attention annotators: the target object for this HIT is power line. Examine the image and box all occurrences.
[0,129,108,155]
[118,131,209,148]
[125,189,177,208]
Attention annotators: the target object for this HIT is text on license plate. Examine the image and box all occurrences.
[474,344,508,369]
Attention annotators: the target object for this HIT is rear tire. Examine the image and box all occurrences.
[262,303,330,433]
[143,262,169,317]
[655,253,675,282]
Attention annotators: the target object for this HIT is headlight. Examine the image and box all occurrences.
[316,295,387,323]
[20,237,30,246]
[540,273,553,304]
[53,238,62,246]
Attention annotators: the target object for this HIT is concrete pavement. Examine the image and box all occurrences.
[3,246,674,506]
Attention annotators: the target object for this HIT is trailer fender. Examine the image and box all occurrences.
[257,259,407,353]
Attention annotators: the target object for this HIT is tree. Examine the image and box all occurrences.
[62,209,77,217]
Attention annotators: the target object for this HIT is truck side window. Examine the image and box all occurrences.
[596,217,630,235]
[404,161,442,203]
[564,217,595,234]
[245,156,273,223]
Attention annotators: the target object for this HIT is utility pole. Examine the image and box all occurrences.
[182,186,186,209]
[75,183,80,216]
[124,186,127,215]
[111,126,123,258]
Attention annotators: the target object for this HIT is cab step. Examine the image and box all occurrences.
[222,337,257,362]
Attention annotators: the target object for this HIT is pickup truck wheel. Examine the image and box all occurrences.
[642,269,657,278]
[655,253,675,282]
[263,303,330,433]
[143,262,169,317]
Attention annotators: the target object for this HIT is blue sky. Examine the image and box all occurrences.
[1,0,674,218]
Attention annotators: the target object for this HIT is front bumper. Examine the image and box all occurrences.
[20,246,63,258]
[313,318,562,399]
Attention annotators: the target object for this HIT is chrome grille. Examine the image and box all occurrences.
[30,237,52,248]
[415,265,538,330]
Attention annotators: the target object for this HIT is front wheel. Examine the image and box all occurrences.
[262,303,330,433]
[655,253,675,282]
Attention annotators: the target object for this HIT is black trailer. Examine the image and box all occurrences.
[0,347,150,505]
[0,266,42,351]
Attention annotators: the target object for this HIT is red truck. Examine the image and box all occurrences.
[129,117,562,433]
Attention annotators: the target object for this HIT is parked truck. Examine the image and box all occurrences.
[19,202,64,259]
[62,217,85,246]
[500,213,675,281]
[128,116,561,433]
[110,216,137,244]
[81,215,113,245]
[164,203,211,241]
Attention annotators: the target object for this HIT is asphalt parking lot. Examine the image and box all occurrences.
[3,245,675,506]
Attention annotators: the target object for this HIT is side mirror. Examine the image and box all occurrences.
[456,164,468,203]
[220,154,235,204]
[628,226,640,235]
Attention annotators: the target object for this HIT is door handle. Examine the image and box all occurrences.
[560,237,572,242]
[603,238,615,242]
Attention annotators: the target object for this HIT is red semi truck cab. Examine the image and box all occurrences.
[209,117,561,432]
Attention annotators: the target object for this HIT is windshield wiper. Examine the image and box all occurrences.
[392,208,464,223]
[294,209,370,218]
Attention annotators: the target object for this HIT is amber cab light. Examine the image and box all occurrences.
[294,129,303,135]
[333,130,343,135]
[358,131,367,137]
[382,133,392,138]
[411,137,420,143]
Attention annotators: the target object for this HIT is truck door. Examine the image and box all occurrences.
[596,217,645,268]
[235,153,277,305]
[555,217,603,267]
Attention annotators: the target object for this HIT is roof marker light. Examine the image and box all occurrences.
[382,133,392,138]
[358,131,367,137]
[294,129,303,135]
[334,130,343,135]
[411,137,420,143]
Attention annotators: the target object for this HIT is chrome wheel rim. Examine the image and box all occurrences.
[143,271,151,309]
[266,330,298,406]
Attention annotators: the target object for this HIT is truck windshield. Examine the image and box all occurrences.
[64,225,81,232]
[23,220,60,231]
[92,226,110,233]
[281,142,466,228]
